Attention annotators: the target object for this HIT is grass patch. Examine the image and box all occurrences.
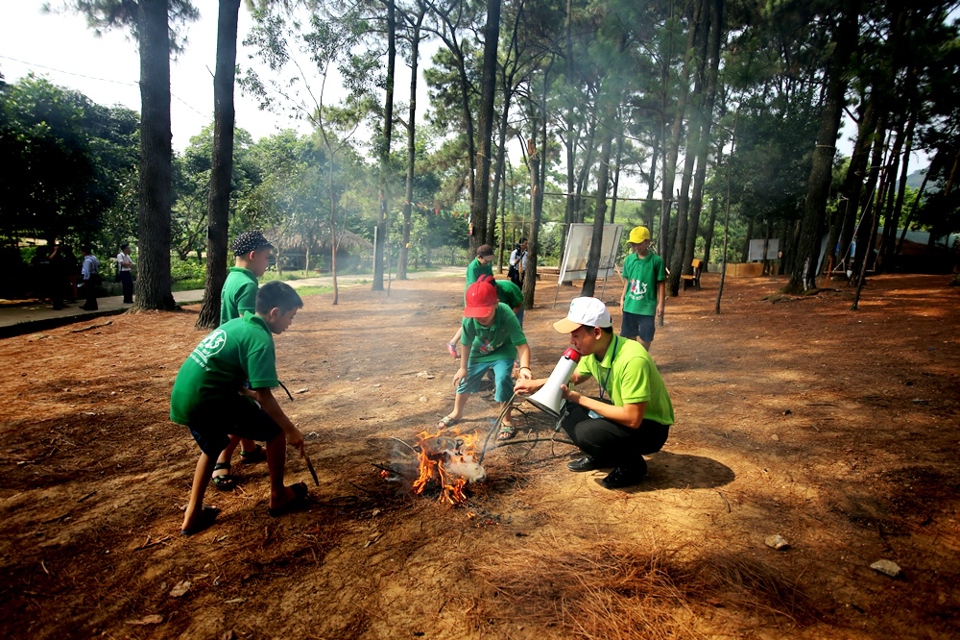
[291,285,332,297]
[171,277,205,292]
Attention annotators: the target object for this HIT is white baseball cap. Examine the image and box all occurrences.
[553,297,612,333]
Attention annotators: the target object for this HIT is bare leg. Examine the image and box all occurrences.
[213,435,240,480]
[265,431,297,510]
[239,438,258,455]
[638,337,651,352]
[440,392,470,424]
[501,401,514,426]
[182,452,217,531]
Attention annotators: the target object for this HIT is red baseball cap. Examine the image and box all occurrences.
[464,279,499,318]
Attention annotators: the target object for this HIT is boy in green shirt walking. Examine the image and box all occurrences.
[620,226,666,351]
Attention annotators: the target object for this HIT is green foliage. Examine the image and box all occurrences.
[0,74,139,247]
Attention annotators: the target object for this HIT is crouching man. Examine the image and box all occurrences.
[172,280,308,535]
[513,297,674,489]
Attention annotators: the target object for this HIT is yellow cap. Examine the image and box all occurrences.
[628,226,651,244]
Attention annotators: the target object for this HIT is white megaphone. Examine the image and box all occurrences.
[527,347,581,417]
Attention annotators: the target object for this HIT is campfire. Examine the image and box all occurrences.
[380,429,487,504]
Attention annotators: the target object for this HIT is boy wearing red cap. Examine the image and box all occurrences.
[620,226,665,351]
[438,278,533,440]
[447,244,497,358]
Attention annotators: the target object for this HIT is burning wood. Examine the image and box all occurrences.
[380,430,486,504]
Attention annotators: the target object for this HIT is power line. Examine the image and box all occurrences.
[0,53,209,119]
[0,53,138,88]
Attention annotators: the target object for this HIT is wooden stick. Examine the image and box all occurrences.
[301,448,320,486]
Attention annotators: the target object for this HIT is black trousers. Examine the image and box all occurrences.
[120,271,134,303]
[80,282,98,310]
[560,403,670,474]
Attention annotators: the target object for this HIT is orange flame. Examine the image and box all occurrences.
[411,430,480,505]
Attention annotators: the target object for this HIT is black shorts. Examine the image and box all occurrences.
[186,394,282,458]
[621,311,656,342]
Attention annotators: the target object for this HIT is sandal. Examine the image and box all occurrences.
[446,342,460,359]
[211,462,236,491]
[268,482,309,518]
[181,506,221,536]
[497,423,517,441]
[438,416,461,429]
[239,444,266,465]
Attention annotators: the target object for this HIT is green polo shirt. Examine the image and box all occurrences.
[576,334,674,426]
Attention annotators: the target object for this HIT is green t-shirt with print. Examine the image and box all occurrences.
[575,334,674,426]
[221,266,258,325]
[460,303,527,364]
[170,313,278,425]
[622,252,666,316]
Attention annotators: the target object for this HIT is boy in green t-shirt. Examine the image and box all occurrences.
[619,226,666,351]
[211,231,275,489]
[172,281,307,536]
[444,274,524,356]
[447,244,496,358]
[438,278,533,440]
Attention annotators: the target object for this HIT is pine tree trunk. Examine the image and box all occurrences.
[786,0,861,294]
[471,0,502,251]
[373,0,396,291]
[398,10,423,281]
[134,0,176,311]
[196,0,240,330]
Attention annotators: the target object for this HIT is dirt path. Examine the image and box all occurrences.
[1,272,958,639]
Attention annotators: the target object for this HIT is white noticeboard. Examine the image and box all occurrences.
[748,238,779,262]
[557,223,624,284]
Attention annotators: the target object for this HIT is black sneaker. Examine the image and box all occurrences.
[600,466,645,489]
[567,456,599,472]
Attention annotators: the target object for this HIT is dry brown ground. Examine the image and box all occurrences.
[1,271,959,639]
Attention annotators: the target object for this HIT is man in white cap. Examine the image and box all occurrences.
[514,297,674,489]
[620,225,666,351]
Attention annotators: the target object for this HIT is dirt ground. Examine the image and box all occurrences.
[1,270,959,639]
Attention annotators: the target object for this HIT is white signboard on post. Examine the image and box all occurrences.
[557,223,624,283]
[748,238,779,262]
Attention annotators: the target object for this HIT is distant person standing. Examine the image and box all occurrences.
[79,244,101,311]
[32,244,64,310]
[620,226,666,352]
[508,238,528,288]
[47,243,67,310]
[209,230,275,491]
[117,243,135,304]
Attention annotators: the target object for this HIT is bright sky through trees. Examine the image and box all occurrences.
[0,4,429,152]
